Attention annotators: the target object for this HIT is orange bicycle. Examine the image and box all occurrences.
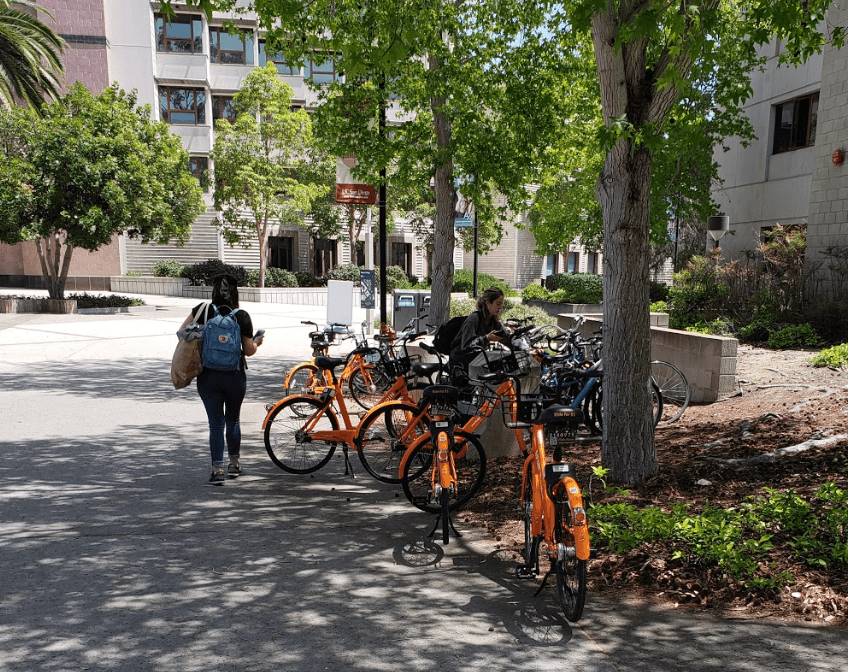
[262,331,438,478]
[513,401,593,622]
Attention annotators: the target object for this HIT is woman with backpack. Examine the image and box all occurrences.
[180,274,264,485]
[448,286,509,373]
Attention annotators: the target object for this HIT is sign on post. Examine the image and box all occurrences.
[360,269,375,309]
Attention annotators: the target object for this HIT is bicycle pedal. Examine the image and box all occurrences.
[515,565,537,580]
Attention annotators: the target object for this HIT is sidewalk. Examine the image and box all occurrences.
[0,290,845,671]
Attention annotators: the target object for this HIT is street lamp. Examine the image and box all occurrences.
[707,215,730,249]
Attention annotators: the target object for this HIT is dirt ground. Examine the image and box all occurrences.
[462,345,848,627]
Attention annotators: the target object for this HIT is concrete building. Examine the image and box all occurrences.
[711,8,848,296]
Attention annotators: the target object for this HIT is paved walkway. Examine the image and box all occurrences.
[0,289,845,671]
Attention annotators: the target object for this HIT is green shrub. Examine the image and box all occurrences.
[650,281,670,303]
[150,259,185,278]
[544,273,603,304]
[325,264,362,285]
[650,300,668,313]
[767,323,822,349]
[66,293,145,308]
[246,268,298,287]
[296,272,325,287]
[182,259,249,287]
[668,254,729,329]
[809,343,848,368]
[501,300,551,325]
[684,318,733,336]
[386,265,414,291]
[521,283,549,301]
[449,297,477,318]
[452,268,512,297]
[739,318,772,344]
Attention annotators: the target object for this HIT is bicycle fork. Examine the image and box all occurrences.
[426,422,462,543]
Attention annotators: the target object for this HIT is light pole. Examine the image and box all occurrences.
[707,215,730,250]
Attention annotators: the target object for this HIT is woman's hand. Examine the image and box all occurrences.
[487,331,502,343]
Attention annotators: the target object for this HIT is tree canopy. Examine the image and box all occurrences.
[0,0,64,113]
[0,83,204,298]
[211,64,329,287]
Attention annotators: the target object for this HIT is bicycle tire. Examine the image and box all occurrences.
[554,499,588,622]
[522,470,536,569]
[264,396,337,474]
[285,363,320,397]
[401,430,486,513]
[356,402,429,484]
[440,487,451,545]
[589,380,663,432]
[651,360,691,423]
[348,365,393,411]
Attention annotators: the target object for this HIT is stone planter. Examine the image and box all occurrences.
[110,276,188,297]
[524,299,604,317]
[0,298,77,314]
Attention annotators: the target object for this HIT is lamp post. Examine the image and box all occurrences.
[707,215,730,250]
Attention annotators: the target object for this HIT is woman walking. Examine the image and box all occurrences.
[181,274,264,485]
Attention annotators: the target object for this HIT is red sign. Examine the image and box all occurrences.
[336,183,377,205]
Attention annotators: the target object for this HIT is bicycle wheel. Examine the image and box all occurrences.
[439,487,451,545]
[348,365,393,410]
[589,381,663,431]
[554,499,587,622]
[356,402,428,484]
[522,470,536,569]
[285,363,319,397]
[401,430,486,513]
[264,396,337,474]
[651,360,690,423]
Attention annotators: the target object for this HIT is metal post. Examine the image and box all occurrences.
[473,207,479,298]
[379,78,388,328]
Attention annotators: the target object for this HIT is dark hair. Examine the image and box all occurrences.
[476,286,504,314]
[211,273,239,308]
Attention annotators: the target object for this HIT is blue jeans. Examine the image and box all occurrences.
[197,368,247,467]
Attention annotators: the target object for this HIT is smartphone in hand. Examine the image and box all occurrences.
[254,329,265,340]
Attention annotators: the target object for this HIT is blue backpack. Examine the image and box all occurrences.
[201,305,242,371]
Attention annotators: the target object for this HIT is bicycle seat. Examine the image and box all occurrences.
[315,356,345,373]
[412,362,440,379]
[538,404,583,427]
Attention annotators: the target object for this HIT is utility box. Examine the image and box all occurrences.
[392,289,431,332]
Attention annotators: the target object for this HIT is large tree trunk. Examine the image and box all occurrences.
[596,142,657,484]
[428,54,455,328]
[35,232,73,300]
[257,213,268,288]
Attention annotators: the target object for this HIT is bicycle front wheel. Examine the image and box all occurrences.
[356,402,428,484]
[589,381,663,432]
[401,430,486,513]
[264,396,337,474]
[286,363,319,397]
[348,365,393,410]
[651,360,691,423]
[554,500,588,622]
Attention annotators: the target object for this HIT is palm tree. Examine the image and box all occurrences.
[0,0,64,113]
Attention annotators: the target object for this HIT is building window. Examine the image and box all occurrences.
[391,242,411,274]
[545,253,558,276]
[259,41,298,75]
[773,92,819,154]
[586,252,597,275]
[309,56,338,84]
[155,13,203,54]
[159,87,206,125]
[212,95,237,121]
[188,156,209,192]
[210,26,254,65]
[314,239,337,276]
[269,236,294,270]
[566,252,579,273]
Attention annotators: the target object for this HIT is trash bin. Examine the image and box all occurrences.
[392,289,431,332]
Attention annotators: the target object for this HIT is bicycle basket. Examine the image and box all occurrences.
[385,353,420,378]
[482,349,532,377]
[456,385,498,418]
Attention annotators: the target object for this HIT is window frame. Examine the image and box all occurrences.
[258,41,299,75]
[159,86,206,125]
[772,92,819,155]
[209,25,254,65]
[211,94,237,122]
[188,156,209,192]
[309,55,339,84]
[269,236,295,270]
[155,13,203,54]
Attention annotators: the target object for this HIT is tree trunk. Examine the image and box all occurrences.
[596,142,657,484]
[428,53,455,328]
[35,233,73,300]
[257,213,268,288]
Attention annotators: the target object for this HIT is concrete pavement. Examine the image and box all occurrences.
[0,289,845,671]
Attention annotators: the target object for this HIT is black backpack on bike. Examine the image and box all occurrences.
[432,315,467,356]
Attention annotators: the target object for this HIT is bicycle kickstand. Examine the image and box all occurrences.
[427,511,462,543]
[341,446,356,478]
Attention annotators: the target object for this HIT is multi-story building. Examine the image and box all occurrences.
[0,0,602,290]
[711,8,848,296]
